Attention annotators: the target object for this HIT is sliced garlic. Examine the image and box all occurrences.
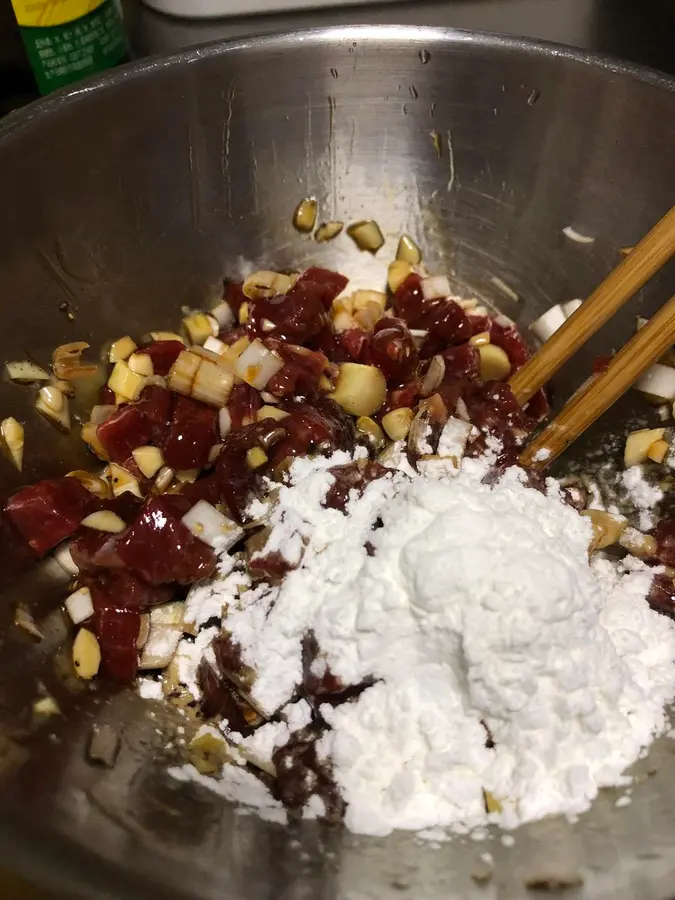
[72,628,101,680]
[581,509,627,551]
[1,417,24,470]
[382,407,414,441]
[619,527,657,559]
[469,331,491,347]
[292,197,318,233]
[108,336,138,363]
[624,428,665,467]
[81,510,126,533]
[154,466,175,493]
[256,406,290,422]
[36,386,70,432]
[314,220,344,242]
[132,445,165,478]
[328,363,387,417]
[387,260,413,294]
[356,416,385,450]
[246,447,268,470]
[108,360,146,402]
[148,331,185,344]
[347,220,385,254]
[107,463,143,499]
[183,312,219,346]
[67,470,111,500]
[478,344,511,382]
[396,234,422,265]
[127,352,154,377]
[242,271,293,301]
[647,438,669,464]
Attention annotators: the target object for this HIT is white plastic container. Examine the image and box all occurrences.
[143,0,389,18]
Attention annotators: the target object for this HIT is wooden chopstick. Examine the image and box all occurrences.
[510,204,675,406]
[520,294,675,470]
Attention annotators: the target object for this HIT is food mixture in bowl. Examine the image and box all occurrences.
[4,227,675,839]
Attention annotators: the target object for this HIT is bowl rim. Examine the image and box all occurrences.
[2,21,675,900]
[2,23,675,143]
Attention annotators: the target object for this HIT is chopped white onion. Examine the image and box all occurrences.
[54,542,79,576]
[65,587,94,625]
[5,360,50,383]
[562,226,595,244]
[530,304,567,342]
[89,405,117,426]
[218,407,232,438]
[203,336,226,355]
[634,363,675,401]
[181,500,244,551]
[138,602,184,670]
[562,299,583,317]
[234,339,284,390]
[421,275,451,300]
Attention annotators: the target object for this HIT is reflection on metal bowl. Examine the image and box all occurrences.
[0,25,675,900]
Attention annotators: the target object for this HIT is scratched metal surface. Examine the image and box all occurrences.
[1,26,675,900]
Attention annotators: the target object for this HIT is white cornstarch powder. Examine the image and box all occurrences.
[170,451,675,837]
[621,465,663,531]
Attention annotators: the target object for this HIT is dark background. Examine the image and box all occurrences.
[1,0,675,114]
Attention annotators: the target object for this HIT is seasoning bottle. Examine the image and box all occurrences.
[10,0,127,95]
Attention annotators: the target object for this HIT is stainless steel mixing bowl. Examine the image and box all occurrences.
[1,25,675,900]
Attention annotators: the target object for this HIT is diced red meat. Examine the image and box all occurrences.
[97,406,148,465]
[381,382,420,415]
[647,573,675,619]
[295,267,349,310]
[324,461,389,512]
[654,519,675,567]
[489,320,530,368]
[223,281,247,320]
[81,570,174,611]
[269,400,356,471]
[70,530,122,572]
[115,496,216,585]
[441,343,480,381]
[97,386,173,463]
[5,477,98,557]
[392,274,471,344]
[227,383,262,430]
[92,604,141,682]
[467,311,491,335]
[216,419,290,521]
[524,387,550,423]
[135,385,173,444]
[593,354,613,374]
[248,288,328,345]
[367,318,419,386]
[163,395,217,469]
[264,339,330,398]
[99,384,116,405]
[140,340,184,377]
[179,472,222,507]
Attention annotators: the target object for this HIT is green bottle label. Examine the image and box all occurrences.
[17,1,127,95]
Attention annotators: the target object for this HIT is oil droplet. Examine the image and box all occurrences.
[429,102,436,118]
[419,49,431,64]
[409,85,418,100]
[330,68,339,79]
[430,131,442,159]
[527,89,540,106]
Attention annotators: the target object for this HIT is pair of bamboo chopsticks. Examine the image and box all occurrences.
[514,205,675,470]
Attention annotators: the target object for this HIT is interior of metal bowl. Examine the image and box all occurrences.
[2,25,675,900]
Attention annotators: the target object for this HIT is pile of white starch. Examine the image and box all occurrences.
[170,447,675,837]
